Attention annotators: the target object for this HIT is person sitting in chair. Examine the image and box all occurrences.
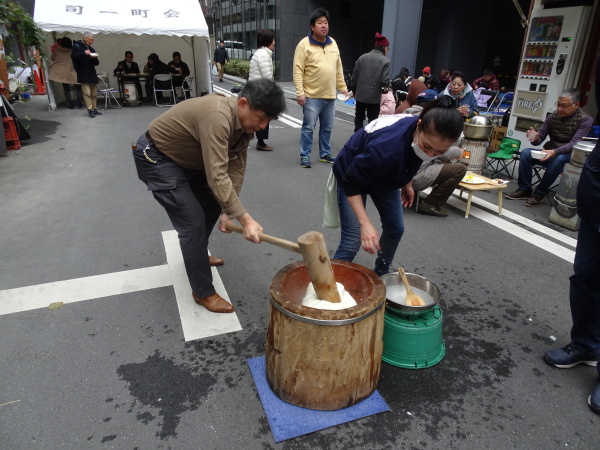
[114,50,140,75]
[406,104,465,218]
[113,51,143,102]
[505,88,592,207]
[412,145,466,217]
[168,51,191,89]
[144,53,171,103]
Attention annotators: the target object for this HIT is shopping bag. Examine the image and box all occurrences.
[322,170,340,228]
[212,64,218,76]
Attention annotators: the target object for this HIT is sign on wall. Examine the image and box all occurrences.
[513,90,549,120]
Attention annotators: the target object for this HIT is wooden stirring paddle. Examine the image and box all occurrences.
[398,268,426,306]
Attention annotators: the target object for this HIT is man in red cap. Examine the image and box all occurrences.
[350,32,391,131]
[421,66,433,86]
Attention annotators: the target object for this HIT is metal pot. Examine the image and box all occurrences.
[463,122,493,140]
[380,272,441,313]
[469,115,492,126]
[571,139,596,166]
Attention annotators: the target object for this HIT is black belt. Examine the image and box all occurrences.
[145,130,155,146]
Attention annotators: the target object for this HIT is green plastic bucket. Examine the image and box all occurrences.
[382,305,445,369]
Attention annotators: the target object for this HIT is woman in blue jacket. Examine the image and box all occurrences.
[332,97,464,275]
[441,71,478,118]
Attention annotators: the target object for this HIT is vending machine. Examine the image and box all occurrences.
[507,4,593,145]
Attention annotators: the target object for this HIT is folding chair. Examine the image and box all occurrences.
[176,75,195,100]
[96,74,121,110]
[531,162,561,206]
[484,137,520,179]
[153,74,177,107]
[476,89,499,112]
[495,92,514,113]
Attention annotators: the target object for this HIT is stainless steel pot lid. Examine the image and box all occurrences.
[573,140,595,153]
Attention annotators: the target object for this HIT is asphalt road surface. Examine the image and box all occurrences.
[0,79,596,449]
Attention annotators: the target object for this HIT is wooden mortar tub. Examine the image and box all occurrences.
[266,259,386,410]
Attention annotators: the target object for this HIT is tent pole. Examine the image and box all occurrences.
[191,36,197,96]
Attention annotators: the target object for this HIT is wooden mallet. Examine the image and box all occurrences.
[225,223,341,303]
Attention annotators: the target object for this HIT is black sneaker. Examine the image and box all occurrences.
[301,157,311,168]
[93,109,102,116]
[505,189,532,200]
[319,154,335,164]
[88,110,95,118]
[543,343,598,368]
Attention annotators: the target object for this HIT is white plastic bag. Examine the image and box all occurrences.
[212,64,218,76]
[323,170,340,228]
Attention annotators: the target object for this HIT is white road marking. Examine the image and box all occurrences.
[162,230,241,341]
[213,84,303,128]
[0,265,173,316]
[276,116,302,128]
[454,190,577,248]
[0,232,242,342]
[432,188,576,263]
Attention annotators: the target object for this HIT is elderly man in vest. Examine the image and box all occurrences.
[505,88,592,207]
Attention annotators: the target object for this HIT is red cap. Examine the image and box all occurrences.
[375,32,389,47]
[422,66,431,74]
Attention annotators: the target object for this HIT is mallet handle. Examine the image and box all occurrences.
[225,223,301,254]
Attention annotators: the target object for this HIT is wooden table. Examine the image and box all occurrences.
[458,171,508,218]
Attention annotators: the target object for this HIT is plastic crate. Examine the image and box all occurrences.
[3,117,21,150]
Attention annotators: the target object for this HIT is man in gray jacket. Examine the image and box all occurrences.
[351,32,390,132]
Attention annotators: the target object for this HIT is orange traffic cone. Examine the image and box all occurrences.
[33,68,46,95]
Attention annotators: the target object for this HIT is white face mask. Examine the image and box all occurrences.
[412,136,435,161]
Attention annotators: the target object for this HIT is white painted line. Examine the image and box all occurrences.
[439,191,575,263]
[0,265,173,316]
[275,116,302,128]
[212,86,302,128]
[279,112,303,126]
[456,193,577,248]
[162,230,242,341]
[213,85,232,95]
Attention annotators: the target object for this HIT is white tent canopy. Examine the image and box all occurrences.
[34,0,213,103]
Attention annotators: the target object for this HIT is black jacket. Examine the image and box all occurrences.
[168,60,190,77]
[576,57,600,228]
[113,60,140,75]
[214,47,229,64]
[71,40,99,84]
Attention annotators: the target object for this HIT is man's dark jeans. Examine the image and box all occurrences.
[132,133,222,297]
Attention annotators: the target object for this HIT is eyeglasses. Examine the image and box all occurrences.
[555,101,575,108]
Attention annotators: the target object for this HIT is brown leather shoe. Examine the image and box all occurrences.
[256,142,273,151]
[505,189,532,200]
[526,192,544,207]
[209,255,224,266]
[192,292,234,313]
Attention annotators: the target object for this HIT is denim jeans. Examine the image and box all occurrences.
[333,185,404,276]
[569,217,600,357]
[518,148,571,195]
[300,97,335,159]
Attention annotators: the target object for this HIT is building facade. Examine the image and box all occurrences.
[205,0,532,90]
